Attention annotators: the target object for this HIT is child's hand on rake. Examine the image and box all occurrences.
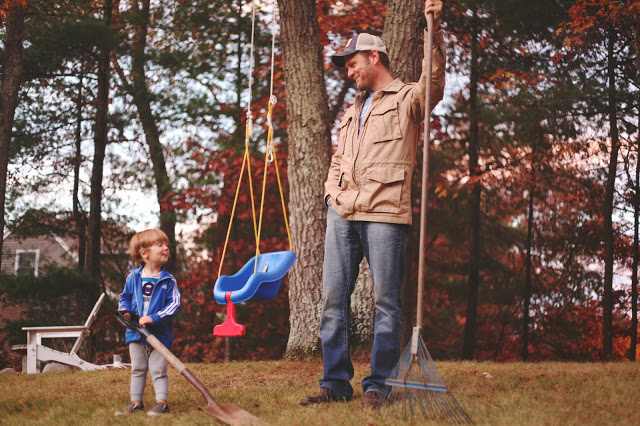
[118,309,151,326]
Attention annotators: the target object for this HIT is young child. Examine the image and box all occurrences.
[115,229,181,416]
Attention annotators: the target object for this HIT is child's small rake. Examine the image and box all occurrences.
[376,9,472,425]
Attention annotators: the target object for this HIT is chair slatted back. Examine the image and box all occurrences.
[71,293,106,355]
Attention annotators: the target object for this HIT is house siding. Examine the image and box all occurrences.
[1,234,80,353]
[2,234,78,275]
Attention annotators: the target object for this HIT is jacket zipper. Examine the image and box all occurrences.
[352,91,380,187]
[137,271,167,316]
[148,274,168,316]
[352,93,367,187]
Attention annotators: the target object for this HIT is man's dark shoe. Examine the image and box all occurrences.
[300,387,349,406]
[362,390,383,408]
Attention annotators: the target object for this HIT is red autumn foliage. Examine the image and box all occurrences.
[0,0,26,19]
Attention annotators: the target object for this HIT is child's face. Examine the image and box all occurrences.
[141,240,170,266]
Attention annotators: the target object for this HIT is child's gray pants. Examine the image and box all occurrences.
[129,342,169,402]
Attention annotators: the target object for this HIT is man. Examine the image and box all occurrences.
[300,0,446,408]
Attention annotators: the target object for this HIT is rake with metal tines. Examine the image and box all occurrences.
[376,7,472,424]
[378,327,472,423]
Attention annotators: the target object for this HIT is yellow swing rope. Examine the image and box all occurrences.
[257,100,293,253]
[218,0,292,279]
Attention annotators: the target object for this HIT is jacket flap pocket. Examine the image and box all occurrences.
[368,168,405,184]
[370,101,401,142]
[371,102,397,116]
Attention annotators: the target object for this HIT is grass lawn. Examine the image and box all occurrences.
[1,358,638,425]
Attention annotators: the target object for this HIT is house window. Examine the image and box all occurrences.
[15,250,40,277]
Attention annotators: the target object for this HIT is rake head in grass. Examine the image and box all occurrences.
[377,327,473,424]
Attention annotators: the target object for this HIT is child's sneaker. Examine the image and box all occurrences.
[115,402,144,416]
[147,402,170,416]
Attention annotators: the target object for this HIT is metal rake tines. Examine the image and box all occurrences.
[378,334,473,424]
[385,378,448,392]
[379,385,472,424]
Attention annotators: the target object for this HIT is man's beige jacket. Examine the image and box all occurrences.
[325,31,447,225]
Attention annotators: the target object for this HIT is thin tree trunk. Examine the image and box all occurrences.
[522,181,535,361]
[249,23,262,153]
[523,130,541,362]
[278,0,332,357]
[73,76,87,270]
[383,0,425,349]
[129,0,177,271]
[493,322,505,362]
[0,1,26,267]
[602,27,620,362]
[462,6,481,360]
[232,0,245,149]
[86,0,112,303]
[631,114,639,361]
[629,23,640,362]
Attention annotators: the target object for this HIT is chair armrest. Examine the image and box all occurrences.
[22,325,89,339]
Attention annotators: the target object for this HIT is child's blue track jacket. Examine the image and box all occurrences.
[118,266,181,349]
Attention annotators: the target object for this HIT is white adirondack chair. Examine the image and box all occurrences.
[22,293,107,374]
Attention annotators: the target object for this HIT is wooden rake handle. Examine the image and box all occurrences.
[416,11,435,331]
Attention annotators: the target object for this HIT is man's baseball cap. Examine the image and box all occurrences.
[331,33,388,67]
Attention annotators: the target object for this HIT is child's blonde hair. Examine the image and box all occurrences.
[129,229,170,264]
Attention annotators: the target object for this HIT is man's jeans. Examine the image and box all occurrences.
[319,207,408,398]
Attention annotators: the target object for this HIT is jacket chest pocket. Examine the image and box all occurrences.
[361,167,405,213]
[369,102,402,143]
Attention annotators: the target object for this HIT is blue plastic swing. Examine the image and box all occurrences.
[214,250,296,304]
[213,251,296,337]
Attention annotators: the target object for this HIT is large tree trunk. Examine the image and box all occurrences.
[383,0,426,349]
[86,0,112,303]
[384,0,424,81]
[0,1,26,267]
[278,0,332,357]
[602,27,620,361]
[129,0,177,271]
[462,6,480,360]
